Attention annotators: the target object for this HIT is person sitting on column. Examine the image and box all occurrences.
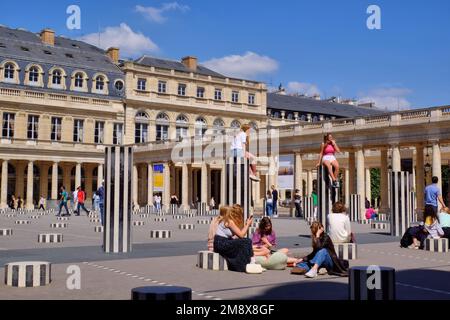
[424,176,447,218]
[294,189,303,218]
[365,205,378,220]
[316,133,340,188]
[230,124,259,182]
[213,204,254,272]
[291,221,349,278]
[207,206,230,251]
[265,190,274,217]
[438,207,450,239]
[328,202,355,244]
[57,186,70,217]
[252,217,302,267]
[424,205,445,240]
[76,186,90,216]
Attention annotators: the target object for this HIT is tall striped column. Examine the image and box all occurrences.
[409,191,417,223]
[302,196,313,219]
[318,165,338,231]
[225,157,251,223]
[390,171,410,237]
[349,194,360,222]
[104,146,133,253]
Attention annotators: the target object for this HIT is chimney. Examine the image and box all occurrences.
[40,28,55,46]
[107,47,120,64]
[181,56,197,71]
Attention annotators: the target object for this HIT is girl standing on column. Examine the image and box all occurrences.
[317,133,340,188]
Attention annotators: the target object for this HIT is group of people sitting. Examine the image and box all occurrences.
[207,203,350,278]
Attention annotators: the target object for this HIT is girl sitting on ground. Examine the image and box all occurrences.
[213,205,254,272]
[291,221,349,278]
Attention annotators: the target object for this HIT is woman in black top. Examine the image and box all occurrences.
[170,194,179,206]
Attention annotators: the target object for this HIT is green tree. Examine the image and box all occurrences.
[370,168,380,202]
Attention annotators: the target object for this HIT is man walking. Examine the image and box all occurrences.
[97,182,105,225]
[425,176,447,217]
[76,186,90,216]
[57,186,70,217]
[271,185,279,218]
[294,189,303,218]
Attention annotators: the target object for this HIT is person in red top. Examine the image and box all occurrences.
[76,186,90,216]
[316,133,341,188]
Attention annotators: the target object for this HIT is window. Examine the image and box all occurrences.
[94,121,104,144]
[113,123,123,145]
[2,113,15,138]
[230,120,241,129]
[176,114,188,140]
[248,93,255,105]
[73,119,84,143]
[135,111,149,143]
[95,76,105,91]
[51,117,62,141]
[195,117,207,138]
[4,63,15,80]
[214,88,222,100]
[178,83,186,96]
[28,66,39,83]
[137,78,146,91]
[74,73,84,88]
[27,115,39,140]
[158,80,166,93]
[197,87,205,98]
[156,112,169,141]
[52,70,62,85]
[232,91,239,103]
[213,118,225,134]
[114,80,124,91]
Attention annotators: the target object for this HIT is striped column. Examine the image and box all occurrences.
[302,196,313,219]
[224,157,251,223]
[349,266,396,300]
[4,262,51,287]
[318,165,338,231]
[390,171,410,237]
[104,146,133,253]
[349,194,361,222]
[409,191,417,223]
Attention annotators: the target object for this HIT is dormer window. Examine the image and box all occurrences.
[28,66,39,83]
[75,73,84,88]
[52,70,62,85]
[4,63,15,80]
[95,76,105,91]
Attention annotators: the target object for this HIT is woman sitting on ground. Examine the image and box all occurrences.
[252,217,301,267]
[424,205,445,239]
[207,206,230,252]
[316,133,340,188]
[213,205,254,272]
[328,202,354,244]
[291,221,349,278]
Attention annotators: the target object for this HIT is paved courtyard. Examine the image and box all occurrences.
[0,210,449,300]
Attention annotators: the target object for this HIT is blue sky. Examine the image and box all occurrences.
[2,0,450,110]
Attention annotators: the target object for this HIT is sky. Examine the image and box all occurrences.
[1,0,450,110]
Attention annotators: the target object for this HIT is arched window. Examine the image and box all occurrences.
[156,113,169,141]
[4,63,15,80]
[249,122,258,130]
[230,120,241,129]
[135,111,148,144]
[176,114,189,140]
[52,69,62,85]
[28,66,39,83]
[114,80,124,91]
[95,76,105,91]
[213,118,225,128]
[74,72,84,88]
[195,117,207,138]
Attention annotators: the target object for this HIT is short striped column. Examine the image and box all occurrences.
[377,213,388,221]
[302,196,313,219]
[131,286,191,300]
[133,221,145,226]
[50,223,68,229]
[150,230,171,238]
[197,219,210,225]
[4,262,51,287]
[56,216,69,221]
[208,209,219,216]
[169,204,178,215]
[90,218,100,223]
[318,165,338,231]
[197,251,228,271]
[359,219,372,225]
[371,222,389,230]
[179,223,195,230]
[349,266,396,300]
[104,146,133,253]
[197,203,207,216]
[38,233,63,243]
[349,194,361,222]
[409,191,417,223]
[154,217,167,222]
[173,215,184,220]
[0,228,13,236]
[390,171,410,237]
[15,220,31,225]
[424,238,449,252]
[94,226,104,233]
[334,243,357,260]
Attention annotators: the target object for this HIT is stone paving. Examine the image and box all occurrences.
[0,209,449,300]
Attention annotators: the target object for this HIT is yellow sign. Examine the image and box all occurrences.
[154,173,163,191]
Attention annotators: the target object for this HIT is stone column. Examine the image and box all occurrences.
[15,162,25,198]
[294,153,303,191]
[147,163,153,206]
[97,164,104,188]
[432,141,442,191]
[220,161,226,207]
[380,149,389,213]
[163,162,171,208]
[63,165,71,193]
[392,145,401,172]
[51,162,58,200]
[40,163,50,199]
[26,161,34,209]
[345,169,350,206]
[348,152,356,195]
[356,147,366,216]
[1,160,8,208]
[307,170,313,196]
[182,163,190,210]
[201,162,208,204]
[254,172,261,207]
[75,163,82,189]
[365,168,371,204]
[85,166,93,200]
[133,165,138,208]
[139,165,147,205]
[415,145,425,212]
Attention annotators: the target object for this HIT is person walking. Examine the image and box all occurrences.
[294,189,303,218]
[265,190,274,217]
[38,196,45,211]
[57,186,70,217]
[424,176,447,217]
[155,194,162,212]
[210,197,216,210]
[93,191,100,212]
[76,186,90,216]
[72,189,79,214]
[312,190,318,219]
[271,185,279,218]
[97,182,105,225]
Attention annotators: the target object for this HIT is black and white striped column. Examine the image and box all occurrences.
[349,194,360,222]
[224,157,251,223]
[104,146,133,253]
[409,191,417,223]
[131,286,192,300]
[318,165,338,231]
[390,171,410,237]
[302,196,313,219]
[349,266,396,300]
[424,238,449,252]
[4,261,51,287]
[197,251,228,271]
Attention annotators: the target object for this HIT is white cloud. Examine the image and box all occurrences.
[202,52,279,79]
[135,3,190,23]
[357,87,412,110]
[78,23,158,58]
[287,82,321,96]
